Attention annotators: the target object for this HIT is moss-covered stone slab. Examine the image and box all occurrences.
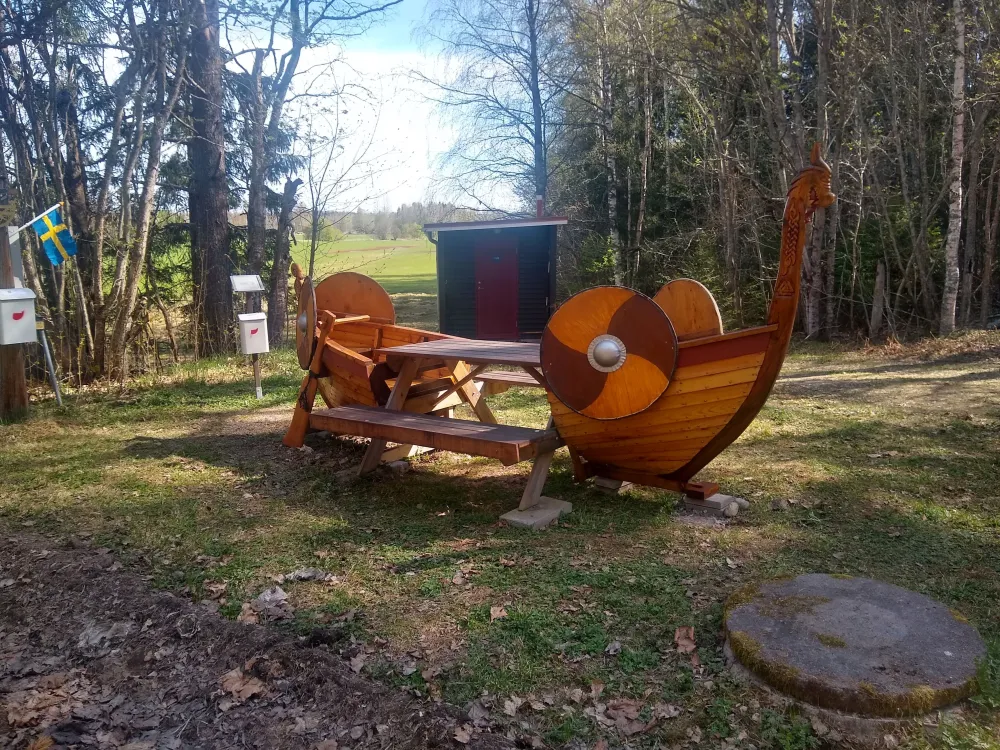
[725,574,984,717]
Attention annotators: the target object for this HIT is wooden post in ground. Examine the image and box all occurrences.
[0,137,28,420]
[0,226,28,420]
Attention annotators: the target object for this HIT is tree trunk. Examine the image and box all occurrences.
[109,28,187,380]
[982,146,1000,327]
[597,8,623,285]
[268,178,302,346]
[939,0,965,335]
[244,58,267,282]
[309,204,320,278]
[526,0,546,210]
[634,63,652,268]
[959,113,987,326]
[189,0,233,355]
[870,259,886,338]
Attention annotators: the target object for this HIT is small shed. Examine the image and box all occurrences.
[424,216,568,340]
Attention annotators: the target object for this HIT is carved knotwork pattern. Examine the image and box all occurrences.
[774,207,803,298]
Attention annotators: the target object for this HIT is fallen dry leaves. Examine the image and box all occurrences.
[219,666,266,707]
[5,672,89,729]
[502,695,524,716]
[453,723,473,744]
[349,653,366,674]
[674,625,701,668]
[489,605,508,622]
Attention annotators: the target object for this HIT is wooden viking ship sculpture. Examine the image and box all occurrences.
[282,146,833,512]
[540,144,835,498]
[282,268,475,450]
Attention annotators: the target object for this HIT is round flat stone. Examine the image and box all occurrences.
[725,574,985,717]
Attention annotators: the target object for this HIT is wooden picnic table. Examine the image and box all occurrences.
[316,337,566,522]
[376,338,548,397]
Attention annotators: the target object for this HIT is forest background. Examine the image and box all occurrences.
[0,0,996,386]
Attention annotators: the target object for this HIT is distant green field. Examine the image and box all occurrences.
[290,235,438,329]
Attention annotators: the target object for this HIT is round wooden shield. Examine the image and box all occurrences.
[541,287,678,420]
[653,279,723,341]
[296,276,317,369]
[314,272,396,323]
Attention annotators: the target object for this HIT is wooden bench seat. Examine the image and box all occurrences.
[311,405,562,465]
[476,370,546,396]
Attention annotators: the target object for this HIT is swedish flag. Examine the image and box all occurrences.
[32,207,78,266]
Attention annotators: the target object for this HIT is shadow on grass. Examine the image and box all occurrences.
[781,350,1000,379]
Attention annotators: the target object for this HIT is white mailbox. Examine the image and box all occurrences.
[238,312,269,354]
[0,288,37,345]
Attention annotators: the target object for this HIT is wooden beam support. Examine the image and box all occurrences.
[434,364,487,404]
[583,462,719,499]
[518,449,555,510]
[283,314,336,448]
[358,357,420,474]
[451,360,497,424]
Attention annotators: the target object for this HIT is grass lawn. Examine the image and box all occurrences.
[290,235,438,330]
[2,335,1000,748]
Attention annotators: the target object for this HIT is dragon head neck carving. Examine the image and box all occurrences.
[788,142,836,216]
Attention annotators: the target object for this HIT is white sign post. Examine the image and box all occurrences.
[231,275,267,399]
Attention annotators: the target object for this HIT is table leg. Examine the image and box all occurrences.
[358,357,420,474]
[451,360,497,424]
[518,449,555,510]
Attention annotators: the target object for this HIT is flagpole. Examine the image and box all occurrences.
[20,201,95,359]
[15,203,62,234]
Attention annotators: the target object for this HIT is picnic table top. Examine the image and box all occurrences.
[377,338,541,368]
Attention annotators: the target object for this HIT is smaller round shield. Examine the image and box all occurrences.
[296,276,317,369]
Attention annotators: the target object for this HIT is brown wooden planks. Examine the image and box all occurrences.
[314,272,396,323]
[312,405,563,464]
[676,324,778,349]
[376,338,541,368]
[676,329,771,368]
[476,370,546,387]
[673,351,765,380]
[552,391,751,438]
[653,279,723,341]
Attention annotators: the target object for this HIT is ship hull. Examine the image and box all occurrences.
[548,326,775,478]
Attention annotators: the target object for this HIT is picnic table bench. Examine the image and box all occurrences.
[310,405,562,465]
[475,370,547,395]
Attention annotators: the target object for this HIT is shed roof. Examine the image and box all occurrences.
[423,216,568,232]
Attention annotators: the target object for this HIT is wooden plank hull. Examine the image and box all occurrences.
[314,321,453,411]
[550,327,773,478]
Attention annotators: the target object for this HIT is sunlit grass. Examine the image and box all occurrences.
[2,333,999,748]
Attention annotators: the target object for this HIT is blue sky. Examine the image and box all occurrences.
[351,0,431,53]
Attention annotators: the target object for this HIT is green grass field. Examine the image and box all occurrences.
[3,334,1000,748]
[290,235,438,329]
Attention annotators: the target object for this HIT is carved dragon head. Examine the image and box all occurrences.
[788,143,836,214]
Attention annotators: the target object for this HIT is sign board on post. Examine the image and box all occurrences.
[231,275,266,294]
[238,312,269,354]
[0,288,37,345]
[230,274,267,399]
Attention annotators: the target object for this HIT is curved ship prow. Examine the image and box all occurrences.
[543,144,836,497]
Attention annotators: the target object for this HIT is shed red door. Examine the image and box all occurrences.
[474,238,519,340]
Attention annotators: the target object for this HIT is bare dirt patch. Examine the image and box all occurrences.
[0,535,513,750]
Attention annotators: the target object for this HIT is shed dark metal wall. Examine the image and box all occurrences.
[437,225,556,340]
